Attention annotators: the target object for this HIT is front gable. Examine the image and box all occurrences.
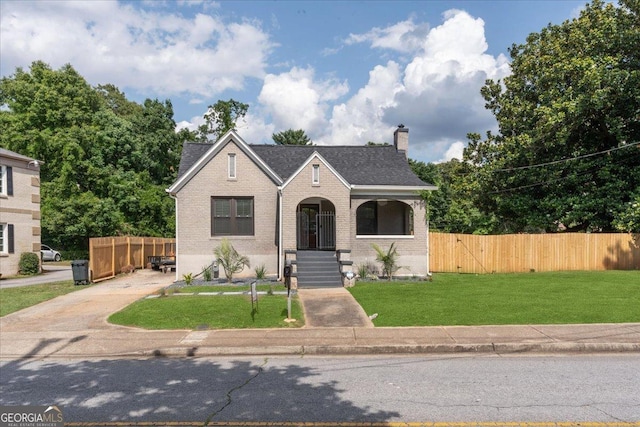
[167,130,282,195]
[280,151,350,192]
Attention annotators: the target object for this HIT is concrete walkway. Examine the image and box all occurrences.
[298,288,373,328]
[1,270,639,359]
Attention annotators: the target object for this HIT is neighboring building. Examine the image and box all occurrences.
[167,126,437,286]
[0,148,42,277]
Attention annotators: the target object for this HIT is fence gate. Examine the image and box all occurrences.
[316,212,335,250]
[297,211,335,250]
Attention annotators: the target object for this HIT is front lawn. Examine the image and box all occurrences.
[108,293,304,329]
[0,281,80,317]
[348,271,640,326]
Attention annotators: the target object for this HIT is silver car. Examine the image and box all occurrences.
[41,244,62,262]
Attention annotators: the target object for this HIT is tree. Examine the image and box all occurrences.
[465,0,640,233]
[198,99,248,142]
[272,129,312,145]
[0,61,180,250]
[410,158,498,234]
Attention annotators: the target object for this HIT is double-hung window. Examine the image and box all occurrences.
[211,197,254,236]
[0,165,9,196]
[0,223,13,254]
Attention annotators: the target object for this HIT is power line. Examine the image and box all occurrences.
[492,140,640,173]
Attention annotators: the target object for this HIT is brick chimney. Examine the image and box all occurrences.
[394,124,408,159]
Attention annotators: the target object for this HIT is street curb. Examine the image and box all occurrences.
[77,342,640,359]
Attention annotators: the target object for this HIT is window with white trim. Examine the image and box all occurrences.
[312,164,320,185]
[0,223,8,254]
[0,165,7,196]
[228,154,236,179]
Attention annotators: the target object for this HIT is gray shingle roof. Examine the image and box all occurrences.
[177,142,431,187]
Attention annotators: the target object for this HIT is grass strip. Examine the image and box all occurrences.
[348,271,640,326]
[109,294,304,329]
[0,280,80,317]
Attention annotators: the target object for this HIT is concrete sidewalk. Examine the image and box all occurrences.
[1,270,639,359]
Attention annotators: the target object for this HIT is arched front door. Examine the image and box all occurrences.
[297,198,336,250]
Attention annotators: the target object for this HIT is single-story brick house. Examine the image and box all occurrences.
[167,126,436,286]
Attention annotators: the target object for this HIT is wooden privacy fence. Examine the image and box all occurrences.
[429,232,639,273]
[89,236,176,282]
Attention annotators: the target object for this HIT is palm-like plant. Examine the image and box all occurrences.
[371,242,400,281]
[214,239,250,282]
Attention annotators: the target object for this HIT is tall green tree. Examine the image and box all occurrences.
[410,158,497,234]
[272,129,312,145]
[0,61,181,250]
[197,99,248,142]
[465,0,640,232]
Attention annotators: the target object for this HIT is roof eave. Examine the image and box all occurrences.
[350,184,438,197]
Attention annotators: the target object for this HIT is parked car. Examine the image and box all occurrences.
[41,244,62,262]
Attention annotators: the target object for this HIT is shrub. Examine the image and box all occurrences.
[202,265,212,281]
[213,239,250,282]
[19,252,40,275]
[254,264,267,280]
[183,273,193,286]
[357,261,378,280]
[371,243,400,281]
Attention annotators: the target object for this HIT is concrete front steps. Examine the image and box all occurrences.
[296,250,342,288]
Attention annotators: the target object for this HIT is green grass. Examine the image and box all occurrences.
[348,271,640,326]
[0,281,80,317]
[109,294,304,329]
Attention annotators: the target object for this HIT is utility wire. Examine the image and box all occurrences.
[492,140,640,173]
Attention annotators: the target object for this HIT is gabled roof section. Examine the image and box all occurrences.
[0,148,38,163]
[250,144,431,187]
[167,130,282,194]
[280,151,350,190]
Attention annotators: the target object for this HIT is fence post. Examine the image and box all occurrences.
[111,238,115,278]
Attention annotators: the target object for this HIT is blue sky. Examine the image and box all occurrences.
[0,0,588,164]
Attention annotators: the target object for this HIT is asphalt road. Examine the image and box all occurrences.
[1,354,638,424]
[0,265,72,288]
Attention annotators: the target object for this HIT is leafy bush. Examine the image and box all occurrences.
[19,252,40,275]
[214,239,250,282]
[61,250,89,261]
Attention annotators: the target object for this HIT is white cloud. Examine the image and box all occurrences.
[439,141,465,162]
[258,67,348,135]
[320,61,403,146]
[244,8,510,163]
[0,1,274,97]
[345,18,430,53]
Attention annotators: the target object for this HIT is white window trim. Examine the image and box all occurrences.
[228,153,236,179]
[312,164,320,185]
[0,165,6,196]
[0,223,7,254]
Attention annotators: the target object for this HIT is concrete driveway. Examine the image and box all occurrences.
[0,269,172,332]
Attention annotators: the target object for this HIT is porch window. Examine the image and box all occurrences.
[211,197,254,236]
[356,200,413,236]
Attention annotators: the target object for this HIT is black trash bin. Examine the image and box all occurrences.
[71,260,90,285]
